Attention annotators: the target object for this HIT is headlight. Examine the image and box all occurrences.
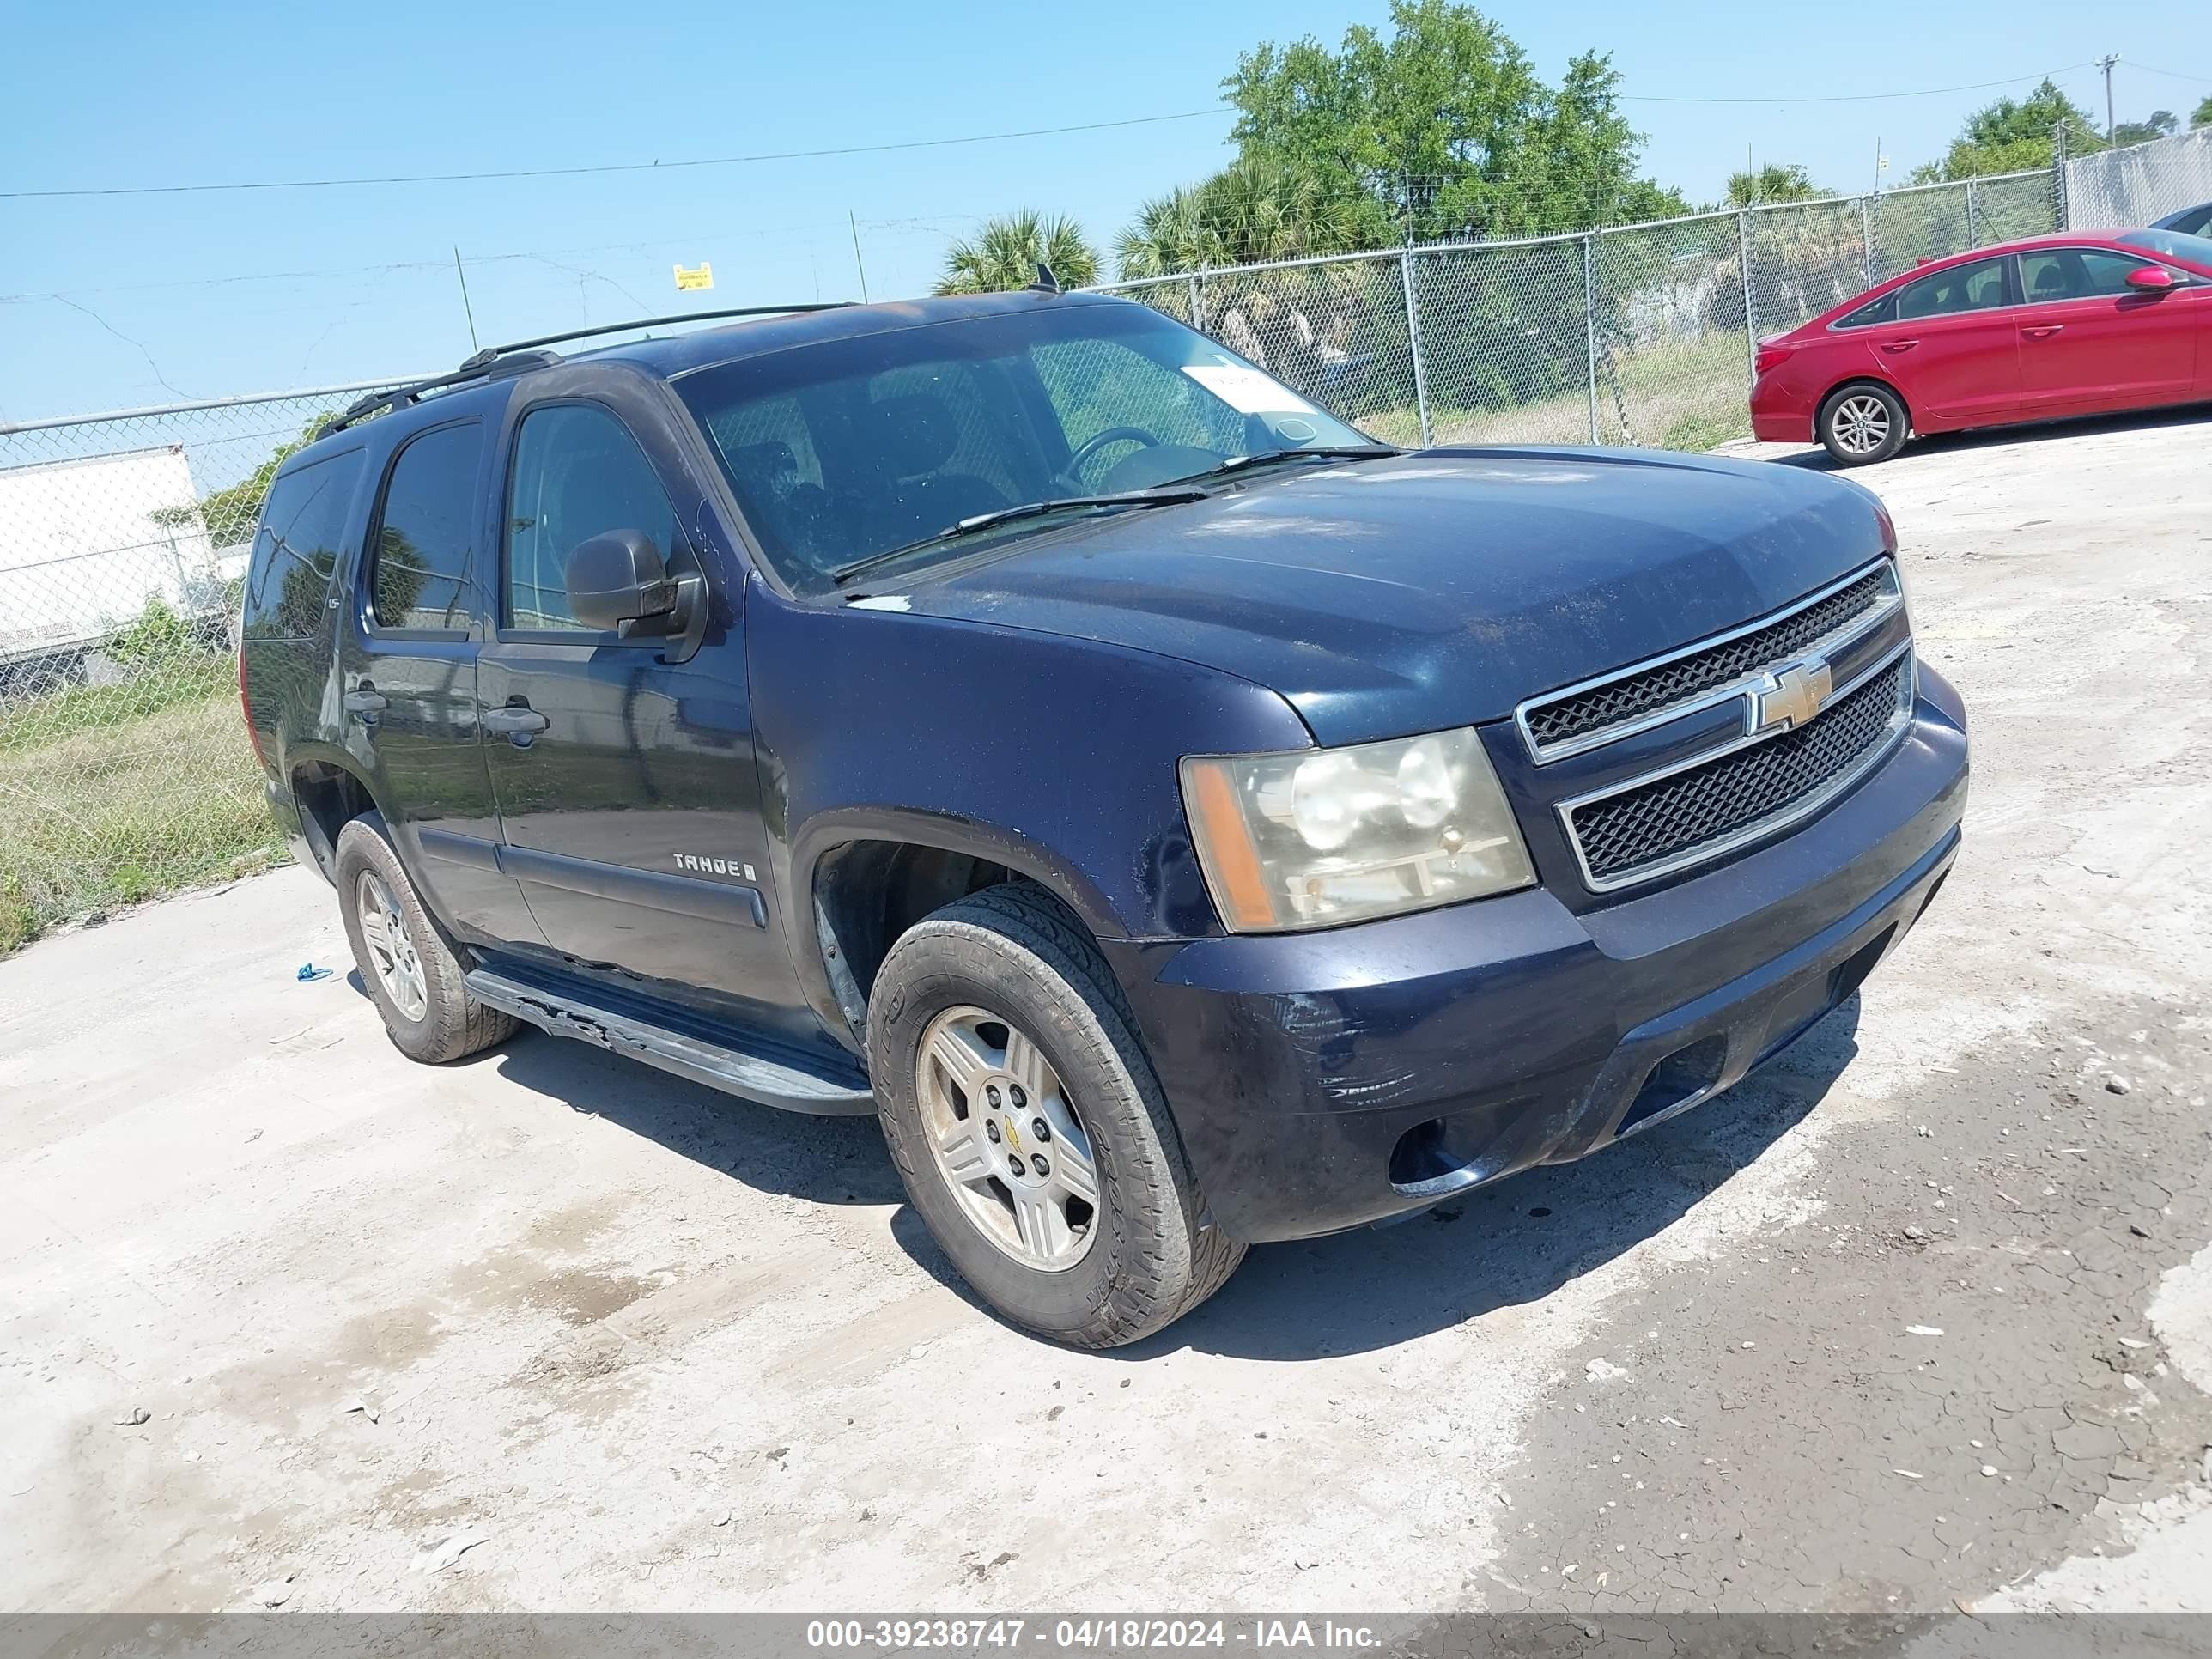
[1180,727,1534,933]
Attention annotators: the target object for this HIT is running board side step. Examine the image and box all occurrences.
[462,968,876,1117]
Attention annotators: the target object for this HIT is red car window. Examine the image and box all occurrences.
[1897,258,2009,320]
[2021,248,2170,301]
[1834,291,1899,329]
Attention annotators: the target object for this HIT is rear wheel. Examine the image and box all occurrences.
[868,883,1243,1347]
[335,814,517,1064]
[1819,381,1908,466]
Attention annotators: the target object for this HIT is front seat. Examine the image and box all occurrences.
[871,393,1007,543]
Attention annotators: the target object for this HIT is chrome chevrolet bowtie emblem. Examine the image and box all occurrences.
[1754,658,1834,734]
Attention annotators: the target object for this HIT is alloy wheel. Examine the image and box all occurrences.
[916,1005,1100,1270]
[356,872,428,1022]
[1832,393,1893,457]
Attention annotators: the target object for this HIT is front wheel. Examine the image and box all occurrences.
[1819,381,1909,466]
[868,884,1243,1347]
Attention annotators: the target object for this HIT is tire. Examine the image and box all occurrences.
[868,883,1243,1348]
[334,813,518,1064]
[1818,380,1909,466]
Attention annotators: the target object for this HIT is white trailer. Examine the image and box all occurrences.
[0,445,219,671]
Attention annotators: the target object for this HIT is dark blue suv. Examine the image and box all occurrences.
[240,289,1967,1346]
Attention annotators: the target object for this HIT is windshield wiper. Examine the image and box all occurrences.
[1197,444,1400,479]
[830,488,1207,586]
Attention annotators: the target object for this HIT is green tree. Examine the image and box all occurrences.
[107,595,201,671]
[1910,79,2105,182]
[934,210,1098,295]
[1223,0,1685,244]
[2111,111,2178,147]
[2194,95,2212,129]
[148,414,336,550]
[1721,163,1828,208]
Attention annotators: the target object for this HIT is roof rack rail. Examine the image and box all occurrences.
[323,301,855,435]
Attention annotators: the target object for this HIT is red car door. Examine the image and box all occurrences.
[1869,255,2021,430]
[2014,246,2201,416]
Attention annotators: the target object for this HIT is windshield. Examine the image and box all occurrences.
[673,300,1378,591]
[2118,228,2212,269]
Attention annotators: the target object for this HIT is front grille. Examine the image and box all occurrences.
[1523,568,1894,754]
[1566,652,1911,888]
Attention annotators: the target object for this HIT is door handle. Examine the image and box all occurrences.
[1879,340,1919,353]
[2021,324,2064,338]
[481,703,551,746]
[342,687,388,723]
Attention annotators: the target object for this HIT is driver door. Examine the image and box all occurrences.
[2013,246,2201,417]
[476,377,812,1042]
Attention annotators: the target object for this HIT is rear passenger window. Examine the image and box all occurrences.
[368,422,482,631]
[242,447,367,640]
[504,404,683,632]
[1897,258,2011,320]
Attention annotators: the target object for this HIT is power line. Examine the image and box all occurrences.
[5,60,2161,204]
[2130,64,2212,86]
[1620,64,2096,105]
[0,107,1235,201]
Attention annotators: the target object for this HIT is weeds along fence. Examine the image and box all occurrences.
[1093,168,2063,452]
[0,381,417,946]
[2,130,2207,947]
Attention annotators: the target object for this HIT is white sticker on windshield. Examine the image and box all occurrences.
[1182,363,1323,416]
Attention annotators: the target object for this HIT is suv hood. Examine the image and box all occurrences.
[888,448,1891,748]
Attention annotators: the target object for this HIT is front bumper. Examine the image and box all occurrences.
[1104,671,1968,1243]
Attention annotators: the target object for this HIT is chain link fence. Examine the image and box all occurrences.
[2064,125,2212,229]
[0,382,416,945]
[3,130,2208,947]
[1098,167,2079,456]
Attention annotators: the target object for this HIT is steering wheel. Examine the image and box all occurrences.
[1066,424,1162,482]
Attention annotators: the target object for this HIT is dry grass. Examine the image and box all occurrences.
[1429,332,1753,453]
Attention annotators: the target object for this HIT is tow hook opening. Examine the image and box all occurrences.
[1387,1108,1525,1199]
[1616,1034,1729,1139]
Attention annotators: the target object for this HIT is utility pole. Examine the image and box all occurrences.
[452,246,478,353]
[848,211,870,303]
[2098,54,2119,143]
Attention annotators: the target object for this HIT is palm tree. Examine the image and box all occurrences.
[1722,164,1828,209]
[1115,186,1215,282]
[1115,160,1372,279]
[934,211,1098,295]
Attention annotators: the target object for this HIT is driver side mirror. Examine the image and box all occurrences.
[2124,264,2179,294]
[566,528,690,636]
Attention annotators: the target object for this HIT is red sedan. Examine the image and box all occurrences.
[1750,228,2212,465]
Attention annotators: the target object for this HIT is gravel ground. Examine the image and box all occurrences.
[2,408,2208,1617]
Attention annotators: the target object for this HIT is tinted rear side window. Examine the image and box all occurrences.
[243,447,367,640]
[1897,258,2011,320]
[1833,292,1898,329]
[369,422,483,631]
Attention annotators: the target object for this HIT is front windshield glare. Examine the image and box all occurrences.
[675,301,1378,590]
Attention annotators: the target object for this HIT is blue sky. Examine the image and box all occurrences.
[3,0,2205,420]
